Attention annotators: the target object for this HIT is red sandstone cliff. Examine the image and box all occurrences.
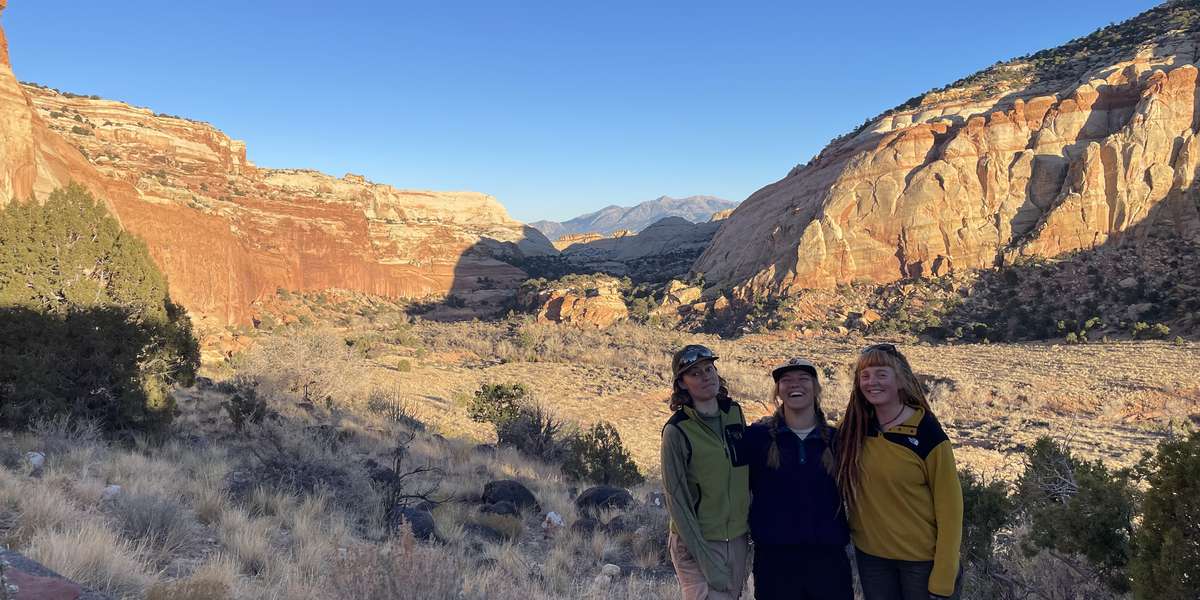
[0,3,553,327]
[695,4,1200,300]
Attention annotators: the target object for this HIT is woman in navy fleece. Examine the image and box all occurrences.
[743,358,852,600]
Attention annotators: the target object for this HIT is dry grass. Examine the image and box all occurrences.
[0,318,1192,600]
[26,520,155,598]
[328,536,468,600]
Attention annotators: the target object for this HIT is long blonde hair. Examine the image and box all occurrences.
[835,346,932,511]
[764,375,835,476]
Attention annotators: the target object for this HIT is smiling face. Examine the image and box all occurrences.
[678,359,720,403]
[776,370,817,413]
[857,365,901,409]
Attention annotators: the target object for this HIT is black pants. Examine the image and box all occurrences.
[753,543,853,600]
[855,548,962,600]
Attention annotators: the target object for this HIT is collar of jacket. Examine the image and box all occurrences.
[682,394,733,417]
[867,406,923,437]
[772,419,829,439]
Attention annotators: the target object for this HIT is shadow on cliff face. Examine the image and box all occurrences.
[0,305,194,435]
[908,195,1200,342]
[405,229,555,322]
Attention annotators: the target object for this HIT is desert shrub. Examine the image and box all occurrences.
[466,383,529,428]
[233,328,370,410]
[366,389,424,431]
[1014,437,1136,591]
[233,424,376,517]
[562,422,643,487]
[1130,430,1200,600]
[0,184,199,435]
[217,380,268,431]
[959,469,1014,564]
[496,403,565,462]
[108,493,195,558]
[1130,321,1169,339]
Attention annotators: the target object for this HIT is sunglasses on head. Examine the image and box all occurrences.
[862,343,899,355]
[678,346,717,368]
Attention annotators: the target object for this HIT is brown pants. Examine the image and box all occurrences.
[669,531,750,600]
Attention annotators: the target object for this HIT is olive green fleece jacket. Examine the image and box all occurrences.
[660,397,750,592]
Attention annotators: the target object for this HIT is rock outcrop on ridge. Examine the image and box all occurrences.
[556,216,724,283]
[695,2,1200,301]
[0,2,554,326]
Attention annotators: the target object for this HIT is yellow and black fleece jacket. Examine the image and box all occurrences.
[849,407,963,597]
[660,397,750,590]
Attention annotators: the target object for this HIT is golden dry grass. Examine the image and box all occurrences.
[0,318,1193,599]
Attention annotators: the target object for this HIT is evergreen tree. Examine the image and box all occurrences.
[0,183,198,434]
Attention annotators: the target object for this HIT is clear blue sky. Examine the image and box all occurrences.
[5,1,1160,222]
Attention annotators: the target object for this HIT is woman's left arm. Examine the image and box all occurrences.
[925,440,963,598]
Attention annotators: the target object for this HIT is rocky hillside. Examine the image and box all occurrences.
[530,195,735,239]
[555,216,723,283]
[0,2,554,328]
[696,1,1200,301]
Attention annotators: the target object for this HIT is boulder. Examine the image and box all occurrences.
[571,517,601,535]
[389,507,438,542]
[0,550,111,600]
[575,485,634,518]
[479,500,520,517]
[482,480,540,512]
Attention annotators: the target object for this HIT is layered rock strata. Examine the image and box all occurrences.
[696,27,1200,300]
[0,3,553,326]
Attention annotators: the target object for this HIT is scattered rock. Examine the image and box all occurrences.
[541,511,564,536]
[24,452,45,470]
[389,507,438,542]
[1118,277,1139,289]
[601,564,622,577]
[603,514,634,535]
[575,485,634,518]
[369,467,400,486]
[482,480,540,512]
[463,522,507,545]
[571,517,601,535]
[0,550,111,600]
[644,491,666,508]
[101,485,122,501]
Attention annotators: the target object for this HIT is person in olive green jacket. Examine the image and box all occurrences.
[660,344,751,600]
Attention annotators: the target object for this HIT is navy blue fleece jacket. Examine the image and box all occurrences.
[743,421,849,547]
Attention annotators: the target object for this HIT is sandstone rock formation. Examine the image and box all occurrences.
[556,216,723,282]
[0,3,553,327]
[531,195,735,239]
[695,5,1200,301]
[517,275,629,328]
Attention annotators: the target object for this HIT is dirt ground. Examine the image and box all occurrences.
[220,320,1199,481]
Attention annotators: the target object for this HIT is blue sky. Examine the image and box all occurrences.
[5,1,1160,222]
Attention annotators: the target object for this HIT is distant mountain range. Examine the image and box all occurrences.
[530,195,737,240]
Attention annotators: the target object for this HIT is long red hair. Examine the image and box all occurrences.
[834,346,932,511]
